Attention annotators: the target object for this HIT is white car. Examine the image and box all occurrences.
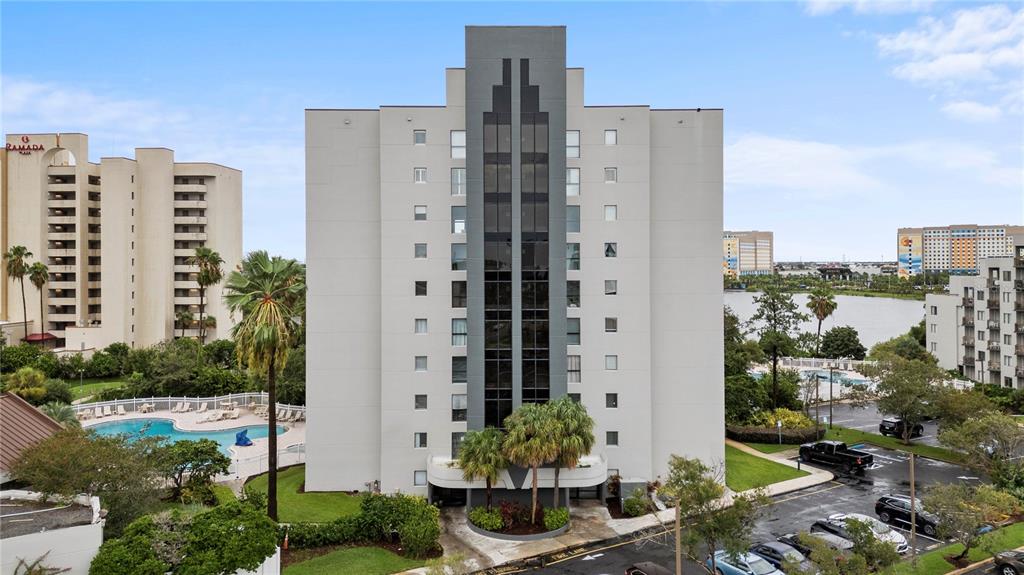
[822,512,909,554]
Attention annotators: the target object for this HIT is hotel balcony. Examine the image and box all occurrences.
[47,183,77,192]
[988,360,1001,372]
[48,297,77,306]
[1015,256,1024,268]
[1017,367,1024,378]
[1017,324,1024,335]
[47,232,77,241]
[47,313,77,323]
[988,320,1001,330]
[173,200,208,210]
[47,265,76,274]
[47,166,75,176]
[426,453,607,490]
[962,297,974,308]
[173,184,207,193]
[49,280,78,290]
[1015,299,1024,312]
[1016,344,1024,356]
[173,216,208,225]
[988,341,1001,352]
[962,356,975,366]
[175,296,202,305]
[47,249,78,258]
[962,317,975,327]
[1015,279,1024,290]
[986,278,998,289]
[174,264,200,273]
[174,232,207,242]
[962,335,975,346]
[47,199,76,209]
[987,298,1000,309]
[173,280,198,289]
[47,216,77,225]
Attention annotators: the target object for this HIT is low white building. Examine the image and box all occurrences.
[0,491,104,575]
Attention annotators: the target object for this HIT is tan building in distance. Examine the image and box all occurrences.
[723,230,773,277]
[898,225,1024,278]
[1,133,242,351]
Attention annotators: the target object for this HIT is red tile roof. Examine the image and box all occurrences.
[0,393,63,475]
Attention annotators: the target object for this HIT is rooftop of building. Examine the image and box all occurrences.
[0,495,95,539]
[0,393,63,475]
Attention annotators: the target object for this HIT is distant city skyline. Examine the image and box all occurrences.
[3,2,1021,261]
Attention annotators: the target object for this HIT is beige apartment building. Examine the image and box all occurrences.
[723,230,773,277]
[898,225,1024,278]
[1,133,241,350]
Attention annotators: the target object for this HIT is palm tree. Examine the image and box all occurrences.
[503,403,559,524]
[458,427,507,511]
[187,247,224,345]
[175,309,194,339]
[203,315,216,338]
[550,396,595,509]
[28,262,48,337]
[40,402,80,428]
[3,246,32,342]
[224,251,304,521]
[806,287,838,357]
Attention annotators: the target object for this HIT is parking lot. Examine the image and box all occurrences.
[815,401,941,447]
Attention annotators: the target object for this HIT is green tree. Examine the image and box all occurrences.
[869,357,946,444]
[39,402,79,428]
[750,286,809,409]
[549,396,595,509]
[924,483,1022,561]
[103,342,132,375]
[28,262,48,337]
[724,306,764,377]
[939,412,1024,487]
[4,245,33,342]
[175,309,194,339]
[0,344,45,374]
[932,387,998,431]
[187,247,225,345]
[176,503,279,575]
[202,339,237,369]
[806,287,838,357]
[869,333,934,363]
[224,251,304,522]
[458,427,507,511]
[157,439,231,500]
[503,402,559,524]
[843,518,900,571]
[724,374,768,424]
[3,366,48,403]
[820,326,867,360]
[908,319,926,347]
[783,533,869,575]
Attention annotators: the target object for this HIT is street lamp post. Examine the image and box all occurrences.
[828,363,835,430]
[78,368,84,388]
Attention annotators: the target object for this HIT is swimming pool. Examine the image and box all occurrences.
[89,418,286,456]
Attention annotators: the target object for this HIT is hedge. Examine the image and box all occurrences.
[726,424,825,445]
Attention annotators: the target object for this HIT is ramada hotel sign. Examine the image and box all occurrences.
[7,136,45,155]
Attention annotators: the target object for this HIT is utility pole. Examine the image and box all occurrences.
[909,453,917,562]
[675,502,682,575]
[829,364,835,429]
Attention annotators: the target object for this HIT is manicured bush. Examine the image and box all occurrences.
[283,515,369,549]
[498,499,533,529]
[543,507,569,531]
[726,424,825,445]
[468,507,504,531]
[750,408,814,429]
[622,488,653,517]
[398,506,441,558]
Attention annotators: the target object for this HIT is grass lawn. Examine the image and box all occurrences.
[284,547,424,575]
[71,380,126,401]
[744,442,798,454]
[885,521,1024,575]
[824,426,964,464]
[246,465,361,523]
[725,445,808,492]
[212,484,236,505]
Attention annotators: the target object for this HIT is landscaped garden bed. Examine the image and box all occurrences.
[467,501,570,539]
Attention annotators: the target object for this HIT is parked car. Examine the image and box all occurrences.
[994,550,1024,575]
[625,562,674,575]
[750,541,818,573]
[798,440,874,474]
[705,550,783,575]
[875,494,938,537]
[811,513,909,554]
[878,418,924,438]
[777,532,853,556]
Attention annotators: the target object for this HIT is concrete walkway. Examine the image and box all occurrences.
[724,438,835,497]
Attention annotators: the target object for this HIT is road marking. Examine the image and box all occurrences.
[544,527,673,566]
[582,554,605,561]
[890,525,943,543]
[771,482,845,504]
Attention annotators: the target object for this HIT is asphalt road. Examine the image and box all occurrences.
[813,401,942,447]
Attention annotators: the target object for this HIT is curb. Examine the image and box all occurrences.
[725,439,836,497]
[945,545,1024,575]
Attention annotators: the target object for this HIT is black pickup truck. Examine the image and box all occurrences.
[799,440,874,474]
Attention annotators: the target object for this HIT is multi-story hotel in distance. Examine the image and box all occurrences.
[305,26,724,501]
[723,230,773,277]
[898,225,1024,278]
[926,239,1024,388]
[0,133,241,350]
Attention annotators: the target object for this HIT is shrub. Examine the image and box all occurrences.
[468,507,504,531]
[543,507,569,531]
[726,424,825,445]
[750,408,815,429]
[398,506,441,558]
[3,367,48,404]
[498,500,533,529]
[623,488,653,517]
[43,379,71,405]
[88,516,168,575]
[0,344,45,374]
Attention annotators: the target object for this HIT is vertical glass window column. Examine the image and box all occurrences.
[520,58,550,405]
[483,58,514,428]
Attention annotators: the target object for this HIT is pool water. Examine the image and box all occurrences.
[90,418,285,456]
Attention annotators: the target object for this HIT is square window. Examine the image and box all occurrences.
[414,394,427,409]
[569,393,581,403]
[604,167,617,183]
[415,318,428,334]
[606,393,618,408]
[567,318,581,345]
[452,206,467,234]
[451,394,467,421]
[414,205,427,221]
[566,130,580,158]
[605,280,618,295]
[414,432,428,448]
[415,356,428,371]
[414,167,427,183]
[415,243,428,259]
[452,356,467,383]
[605,243,618,258]
[605,355,618,370]
[451,168,466,196]
[566,206,581,233]
[452,281,467,308]
[567,280,580,308]
[605,317,618,332]
[451,130,466,159]
[606,431,619,446]
[413,130,426,145]
[567,243,581,270]
[566,168,580,196]
[568,355,581,383]
[451,244,467,270]
[605,205,617,221]
[604,129,617,145]
[415,281,428,296]
[414,470,427,486]
[451,432,466,458]
[452,318,468,346]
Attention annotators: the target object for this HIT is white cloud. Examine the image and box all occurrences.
[805,0,933,16]
[940,99,1003,122]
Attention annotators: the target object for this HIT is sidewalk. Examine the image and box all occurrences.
[724,438,835,497]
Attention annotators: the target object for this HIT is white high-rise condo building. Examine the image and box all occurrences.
[305,26,724,502]
[1,133,242,350]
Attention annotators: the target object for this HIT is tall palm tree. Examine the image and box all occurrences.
[806,287,838,357]
[187,247,224,345]
[458,427,507,511]
[224,250,304,521]
[503,403,559,524]
[3,246,33,342]
[550,396,595,509]
[41,402,80,428]
[28,262,49,337]
[175,309,194,339]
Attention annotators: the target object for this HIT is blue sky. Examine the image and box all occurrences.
[3,1,1021,261]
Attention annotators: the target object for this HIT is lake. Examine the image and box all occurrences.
[724,291,925,349]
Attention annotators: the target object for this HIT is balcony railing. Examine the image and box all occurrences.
[988,360,1002,371]
[963,356,975,366]
[1014,256,1024,269]
[987,278,999,288]
[1016,344,1024,356]
[988,320,1001,330]
[1017,367,1024,378]
[1017,323,1024,335]
[962,335,975,345]
[988,341,1001,352]
[963,317,975,327]
[963,297,975,308]
[988,298,1000,309]
[1016,300,1024,312]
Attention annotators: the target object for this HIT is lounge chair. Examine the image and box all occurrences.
[180,403,193,413]
[117,405,127,416]
[102,406,113,418]
[279,409,291,422]
[95,406,104,419]
[294,411,305,422]
[171,402,183,413]
[196,402,208,414]
[227,408,240,420]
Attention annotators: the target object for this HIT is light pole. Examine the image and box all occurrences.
[829,363,835,430]
[78,368,84,387]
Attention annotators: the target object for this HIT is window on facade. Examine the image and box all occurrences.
[415,205,427,221]
[451,168,466,196]
[605,355,618,370]
[451,244,467,270]
[567,280,580,308]
[415,281,427,296]
[568,355,581,383]
[1004,334,1011,344]
[452,318,468,346]
[452,357,467,383]
[566,168,580,196]
[605,280,618,295]
[605,243,618,258]
[414,167,427,183]
[414,394,427,410]
[566,130,580,158]
[451,394,467,421]
[930,306,937,315]
[452,281,467,308]
[451,432,466,458]
[604,129,617,145]
[415,243,427,259]
[450,130,466,159]
[606,431,619,446]
[606,393,618,408]
[567,243,581,270]
[415,319,428,334]
[414,432,428,448]
[567,318,581,345]
[413,130,427,145]
[452,206,467,234]
[413,470,427,486]
[604,168,617,183]
[930,342,937,352]
[605,205,617,221]
[605,317,618,332]
[566,206,581,233]
[569,393,581,403]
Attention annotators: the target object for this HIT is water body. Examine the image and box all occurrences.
[90,418,286,456]
[724,291,925,349]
